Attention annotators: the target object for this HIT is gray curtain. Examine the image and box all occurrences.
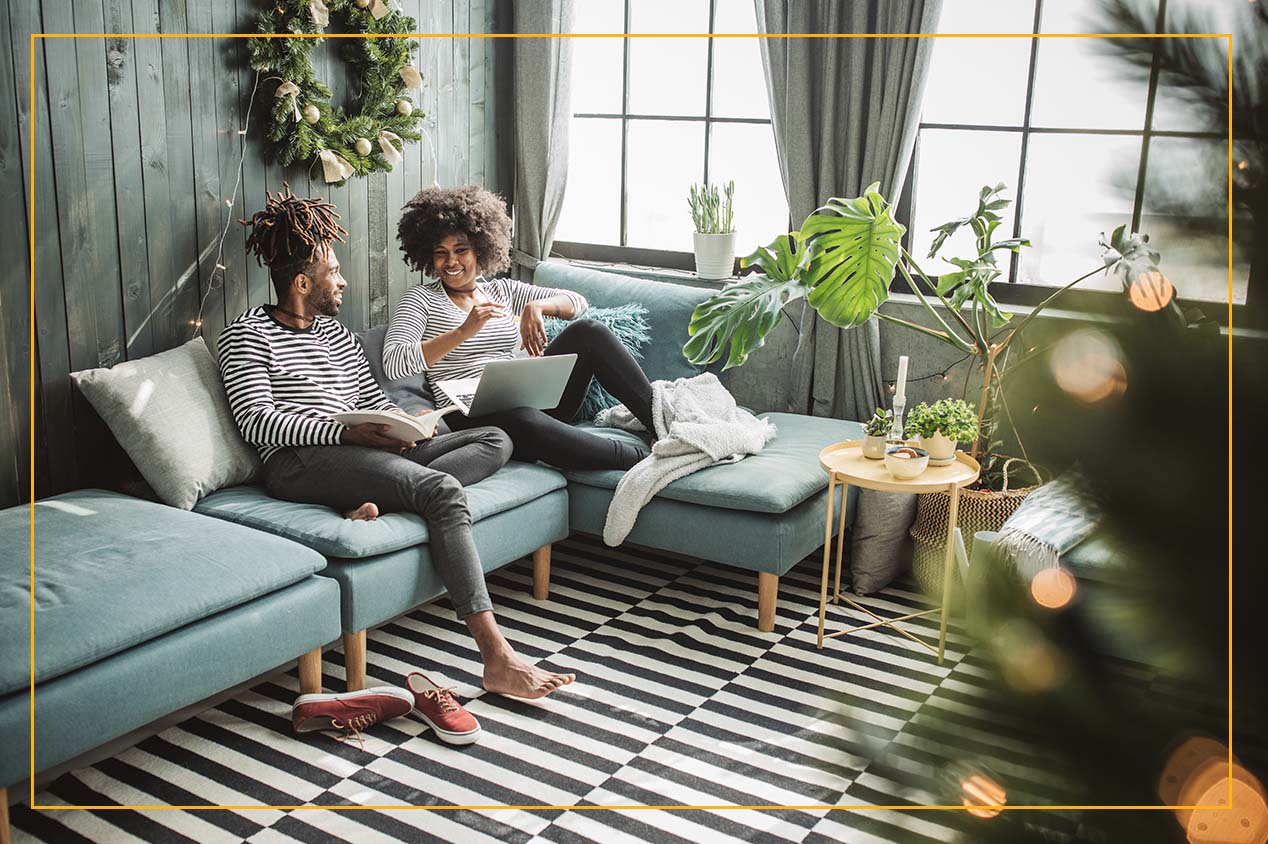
[511,2,576,280]
[756,0,942,420]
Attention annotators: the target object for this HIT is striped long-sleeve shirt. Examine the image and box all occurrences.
[383,277,588,410]
[218,306,398,463]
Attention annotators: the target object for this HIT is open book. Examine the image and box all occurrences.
[331,406,462,441]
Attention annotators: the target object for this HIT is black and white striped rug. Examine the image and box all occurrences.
[12,536,1088,844]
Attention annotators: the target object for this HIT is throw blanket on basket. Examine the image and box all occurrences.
[996,471,1101,582]
[594,372,777,546]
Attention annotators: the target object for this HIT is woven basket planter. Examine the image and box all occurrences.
[909,458,1042,600]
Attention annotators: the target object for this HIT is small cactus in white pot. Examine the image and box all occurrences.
[904,399,979,464]
[861,407,893,459]
[688,180,737,280]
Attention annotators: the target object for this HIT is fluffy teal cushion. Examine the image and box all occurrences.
[544,304,651,421]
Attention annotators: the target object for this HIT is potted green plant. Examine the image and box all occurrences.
[861,407,893,459]
[904,399,978,464]
[682,182,1171,599]
[682,181,1165,486]
[688,180,736,280]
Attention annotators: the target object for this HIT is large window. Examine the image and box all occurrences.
[553,0,789,269]
[908,0,1251,309]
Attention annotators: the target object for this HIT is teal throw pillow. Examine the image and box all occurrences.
[544,304,651,422]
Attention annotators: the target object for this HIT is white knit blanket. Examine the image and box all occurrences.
[594,372,777,545]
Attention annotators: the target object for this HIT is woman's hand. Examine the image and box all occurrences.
[460,300,506,338]
[520,303,548,356]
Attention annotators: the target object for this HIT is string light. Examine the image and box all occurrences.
[190,70,263,340]
[883,352,972,391]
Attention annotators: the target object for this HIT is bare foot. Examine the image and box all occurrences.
[483,650,575,699]
[343,502,379,521]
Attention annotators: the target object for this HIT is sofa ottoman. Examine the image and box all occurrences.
[194,461,569,690]
[533,262,863,630]
[0,489,339,813]
[565,413,861,629]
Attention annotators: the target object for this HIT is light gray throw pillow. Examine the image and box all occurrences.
[71,337,261,510]
[848,488,920,596]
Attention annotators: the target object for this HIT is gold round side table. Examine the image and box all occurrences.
[817,440,981,663]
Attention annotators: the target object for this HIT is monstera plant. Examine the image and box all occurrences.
[684,181,1167,487]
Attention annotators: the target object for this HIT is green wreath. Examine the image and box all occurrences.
[246,0,425,183]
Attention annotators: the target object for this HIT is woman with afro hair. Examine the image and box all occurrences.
[385,186,655,470]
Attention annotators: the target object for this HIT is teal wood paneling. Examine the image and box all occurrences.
[3,2,506,507]
[105,0,156,362]
[15,8,77,498]
[0,4,32,506]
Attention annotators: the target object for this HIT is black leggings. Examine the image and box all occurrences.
[447,319,655,470]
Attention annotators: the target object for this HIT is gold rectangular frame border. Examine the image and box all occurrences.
[24,29,1232,811]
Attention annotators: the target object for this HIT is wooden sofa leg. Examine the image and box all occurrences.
[1,785,10,844]
[532,544,552,600]
[757,573,778,632]
[343,630,367,692]
[298,648,323,696]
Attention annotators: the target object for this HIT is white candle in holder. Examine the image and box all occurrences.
[895,355,909,404]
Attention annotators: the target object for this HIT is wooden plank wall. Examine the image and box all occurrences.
[1,0,510,508]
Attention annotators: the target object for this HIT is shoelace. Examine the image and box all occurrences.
[418,686,460,715]
[329,712,378,749]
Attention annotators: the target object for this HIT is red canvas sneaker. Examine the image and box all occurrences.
[406,672,482,745]
[291,687,414,735]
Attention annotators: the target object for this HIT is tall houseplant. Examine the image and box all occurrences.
[688,180,737,280]
[683,181,1165,489]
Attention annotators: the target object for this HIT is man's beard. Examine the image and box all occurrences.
[310,287,340,316]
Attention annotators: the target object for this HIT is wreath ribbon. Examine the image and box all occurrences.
[274,80,301,122]
[310,0,330,27]
[319,149,356,183]
[377,130,403,169]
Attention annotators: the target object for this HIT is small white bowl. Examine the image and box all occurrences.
[884,445,930,480]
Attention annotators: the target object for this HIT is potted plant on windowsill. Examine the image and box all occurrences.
[904,399,979,465]
[688,180,737,280]
[861,407,893,459]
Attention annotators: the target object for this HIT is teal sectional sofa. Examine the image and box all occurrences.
[0,489,340,828]
[2,263,865,837]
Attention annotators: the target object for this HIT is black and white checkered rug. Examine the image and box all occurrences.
[12,536,1093,844]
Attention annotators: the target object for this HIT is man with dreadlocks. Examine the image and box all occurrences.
[219,185,575,704]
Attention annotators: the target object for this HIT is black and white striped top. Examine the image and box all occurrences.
[218,306,398,463]
[383,277,588,409]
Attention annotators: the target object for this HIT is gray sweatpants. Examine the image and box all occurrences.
[262,426,512,619]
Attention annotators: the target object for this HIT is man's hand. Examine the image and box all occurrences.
[520,302,548,357]
[340,422,417,451]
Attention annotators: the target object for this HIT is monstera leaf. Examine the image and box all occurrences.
[799,182,906,329]
[739,230,805,283]
[683,274,806,370]
[683,233,808,369]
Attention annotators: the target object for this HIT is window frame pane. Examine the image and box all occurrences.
[556,0,782,271]
[899,0,1253,326]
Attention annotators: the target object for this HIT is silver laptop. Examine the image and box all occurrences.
[435,354,577,416]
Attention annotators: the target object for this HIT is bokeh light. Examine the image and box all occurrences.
[962,772,1007,818]
[1049,328,1128,404]
[946,761,1008,819]
[1128,269,1176,312]
[1159,737,1268,844]
[1031,567,1078,609]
